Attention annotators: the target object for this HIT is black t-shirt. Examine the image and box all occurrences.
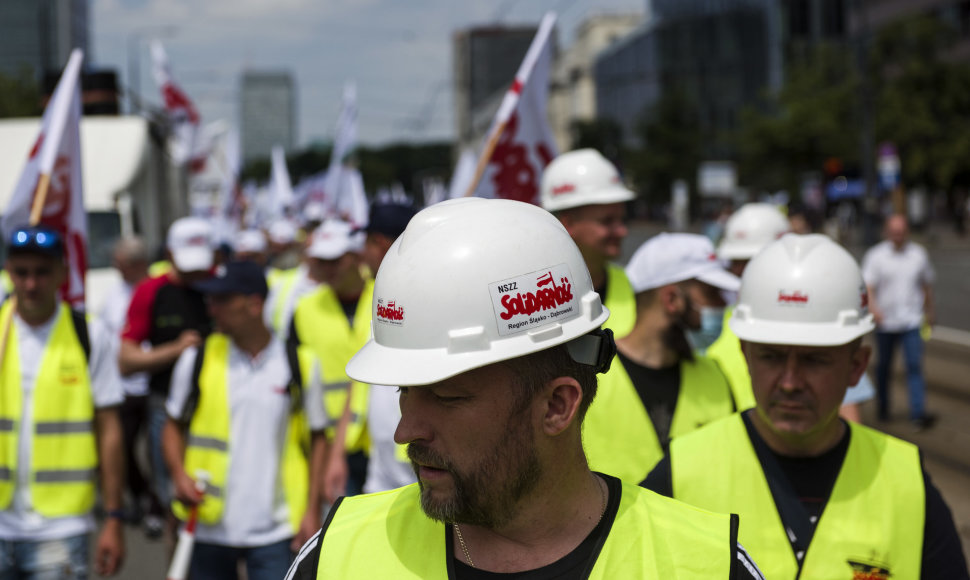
[148,281,210,395]
[641,410,970,579]
[615,350,681,450]
[285,474,764,580]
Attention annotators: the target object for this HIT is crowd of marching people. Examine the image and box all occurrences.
[0,147,966,579]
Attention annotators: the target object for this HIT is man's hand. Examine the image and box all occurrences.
[173,470,204,507]
[291,509,322,552]
[95,518,125,576]
[175,330,202,353]
[322,451,349,505]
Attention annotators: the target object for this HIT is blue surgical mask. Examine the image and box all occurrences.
[687,307,725,353]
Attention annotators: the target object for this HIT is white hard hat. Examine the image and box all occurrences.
[717,203,791,260]
[346,197,610,386]
[233,229,267,254]
[541,149,635,213]
[729,234,874,346]
[306,219,363,260]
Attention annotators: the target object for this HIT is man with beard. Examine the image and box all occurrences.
[541,149,637,338]
[285,198,763,579]
[642,234,968,579]
[583,233,740,483]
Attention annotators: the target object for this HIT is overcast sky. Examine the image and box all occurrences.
[91,0,644,148]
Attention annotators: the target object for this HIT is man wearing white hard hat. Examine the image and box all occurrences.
[541,149,637,338]
[707,203,875,419]
[643,234,968,579]
[285,198,763,579]
[232,229,269,267]
[288,219,372,500]
[583,233,739,483]
[118,217,215,528]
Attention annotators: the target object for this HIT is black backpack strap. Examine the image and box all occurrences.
[285,340,304,415]
[68,309,90,363]
[179,340,207,424]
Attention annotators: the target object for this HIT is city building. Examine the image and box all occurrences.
[240,70,296,162]
[0,0,89,80]
[452,24,544,150]
[548,12,643,151]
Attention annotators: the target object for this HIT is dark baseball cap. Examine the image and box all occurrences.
[195,261,268,298]
[5,226,65,259]
[364,202,418,240]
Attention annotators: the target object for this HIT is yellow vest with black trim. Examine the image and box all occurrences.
[671,414,924,580]
[172,333,314,533]
[603,263,635,339]
[583,354,735,483]
[705,307,756,411]
[315,480,734,578]
[292,279,373,453]
[0,302,97,518]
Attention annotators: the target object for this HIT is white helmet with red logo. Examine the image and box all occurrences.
[346,197,611,386]
[729,234,874,346]
[717,203,791,260]
[541,149,635,213]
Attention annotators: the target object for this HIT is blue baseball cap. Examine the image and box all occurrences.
[194,261,268,298]
[6,226,65,259]
[364,202,418,240]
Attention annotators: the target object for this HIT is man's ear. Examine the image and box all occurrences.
[658,284,683,316]
[540,376,584,436]
[848,344,872,386]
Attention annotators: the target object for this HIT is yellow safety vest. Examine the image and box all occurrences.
[0,271,11,296]
[315,480,734,578]
[603,263,635,339]
[148,259,172,278]
[671,414,924,580]
[0,302,97,517]
[269,267,300,333]
[705,307,756,411]
[292,280,373,453]
[172,333,314,533]
[583,354,735,483]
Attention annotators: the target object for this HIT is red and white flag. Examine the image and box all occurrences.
[470,12,558,204]
[151,40,201,166]
[1,48,87,309]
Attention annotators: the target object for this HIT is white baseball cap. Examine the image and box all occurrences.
[626,233,740,293]
[307,219,362,260]
[234,229,267,254]
[167,217,213,273]
[267,219,298,245]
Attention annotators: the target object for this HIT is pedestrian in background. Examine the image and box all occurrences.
[862,214,937,429]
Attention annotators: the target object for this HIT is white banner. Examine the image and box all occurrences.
[269,145,295,219]
[472,12,558,204]
[151,40,200,166]
[1,49,88,308]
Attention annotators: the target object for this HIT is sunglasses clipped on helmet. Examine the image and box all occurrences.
[7,226,65,257]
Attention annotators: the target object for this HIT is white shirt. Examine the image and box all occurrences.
[0,307,124,541]
[167,336,326,546]
[362,385,416,494]
[97,279,150,397]
[862,240,935,332]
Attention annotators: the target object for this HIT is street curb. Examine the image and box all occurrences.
[931,326,970,349]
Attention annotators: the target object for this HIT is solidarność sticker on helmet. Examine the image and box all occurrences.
[375,298,405,326]
[489,264,578,337]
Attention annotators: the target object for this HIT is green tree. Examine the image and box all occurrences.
[627,85,704,209]
[0,69,42,118]
[735,42,859,196]
[570,118,624,160]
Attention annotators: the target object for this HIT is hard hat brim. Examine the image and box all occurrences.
[729,316,875,347]
[544,185,635,212]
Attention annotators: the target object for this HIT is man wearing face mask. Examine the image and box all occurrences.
[583,233,740,483]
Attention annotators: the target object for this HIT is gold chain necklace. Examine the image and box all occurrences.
[454,476,608,569]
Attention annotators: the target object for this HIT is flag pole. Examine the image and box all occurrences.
[462,119,510,198]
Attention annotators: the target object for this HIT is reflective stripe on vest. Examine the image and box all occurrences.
[705,306,756,411]
[315,480,734,578]
[0,302,97,517]
[603,263,635,339]
[583,354,735,483]
[172,333,314,533]
[293,279,373,453]
[671,414,924,579]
